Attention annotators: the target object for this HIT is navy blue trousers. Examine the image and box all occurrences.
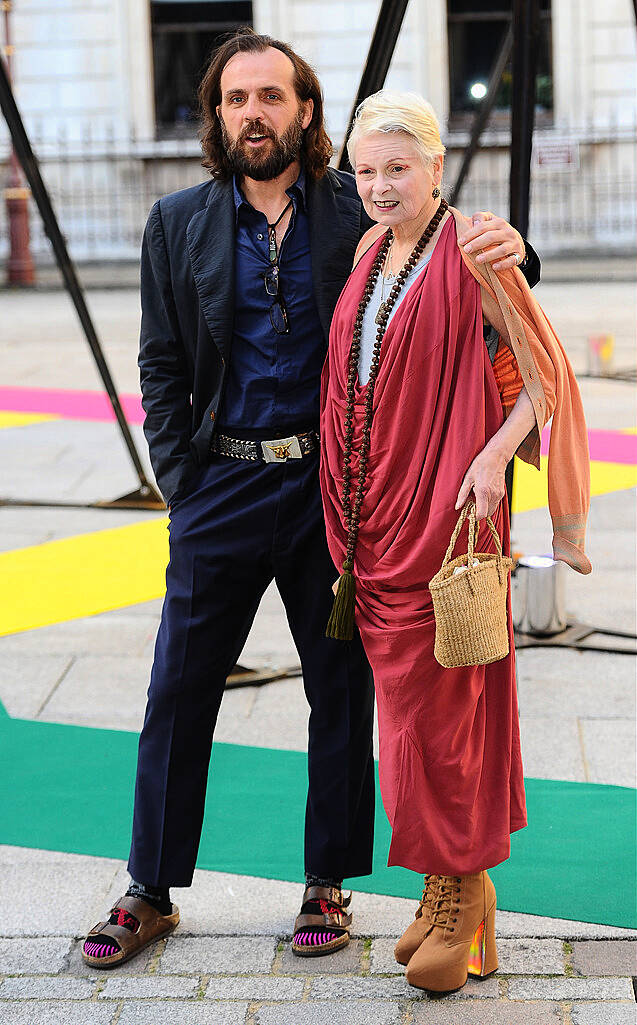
[128,452,376,887]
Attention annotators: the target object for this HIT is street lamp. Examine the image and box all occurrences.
[2,0,35,286]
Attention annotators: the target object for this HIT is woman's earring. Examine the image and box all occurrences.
[432,186,441,199]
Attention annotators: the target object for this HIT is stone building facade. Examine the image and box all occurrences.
[1,0,635,259]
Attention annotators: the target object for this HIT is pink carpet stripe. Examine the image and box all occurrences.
[540,426,636,465]
[4,386,634,464]
[0,386,144,424]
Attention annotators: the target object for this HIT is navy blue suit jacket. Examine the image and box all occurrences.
[139,168,370,504]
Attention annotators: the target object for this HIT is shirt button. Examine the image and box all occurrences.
[257,233,264,240]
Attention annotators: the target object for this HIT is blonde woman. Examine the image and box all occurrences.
[320,91,590,991]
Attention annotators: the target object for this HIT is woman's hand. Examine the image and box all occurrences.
[455,387,537,519]
[458,212,525,272]
[455,443,508,520]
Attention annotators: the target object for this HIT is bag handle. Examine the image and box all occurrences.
[440,500,506,580]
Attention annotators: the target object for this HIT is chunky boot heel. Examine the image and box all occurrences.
[405,870,498,993]
[468,901,498,977]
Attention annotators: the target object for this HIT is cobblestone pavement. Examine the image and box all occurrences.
[0,928,635,1024]
[1,847,636,1024]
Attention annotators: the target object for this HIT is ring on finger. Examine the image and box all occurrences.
[512,251,522,265]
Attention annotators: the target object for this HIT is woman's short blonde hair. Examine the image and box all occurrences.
[347,90,446,168]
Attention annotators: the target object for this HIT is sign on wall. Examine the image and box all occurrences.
[533,139,580,171]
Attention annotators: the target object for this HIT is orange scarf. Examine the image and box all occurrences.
[450,208,591,574]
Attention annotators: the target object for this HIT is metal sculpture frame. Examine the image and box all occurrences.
[0,56,163,510]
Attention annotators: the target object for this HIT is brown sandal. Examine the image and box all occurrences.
[292,885,352,957]
[82,894,179,969]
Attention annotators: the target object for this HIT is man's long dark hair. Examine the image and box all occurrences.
[198,28,333,181]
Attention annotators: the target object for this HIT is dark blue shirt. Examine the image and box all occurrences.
[219,169,325,434]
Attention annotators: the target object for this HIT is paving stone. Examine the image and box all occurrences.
[519,715,586,782]
[229,676,310,753]
[211,685,263,748]
[495,910,637,940]
[515,647,637,690]
[571,940,637,977]
[516,671,635,720]
[347,889,416,938]
[497,938,565,974]
[571,1003,637,1025]
[309,975,498,1000]
[0,1002,116,1025]
[0,977,94,999]
[0,937,72,974]
[158,935,277,974]
[99,975,199,998]
[0,847,122,938]
[370,937,403,975]
[310,976,410,1000]
[117,1001,249,1025]
[565,570,636,636]
[39,654,153,731]
[0,611,157,658]
[278,939,364,974]
[174,872,304,936]
[254,1001,403,1025]
[0,506,152,545]
[204,977,304,1000]
[411,1001,564,1023]
[508,976,635,1000]
[579,718,637,788]
[0,653,73,718]
[173,873,418,938]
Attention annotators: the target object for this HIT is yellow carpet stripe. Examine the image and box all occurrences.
[512,456,637,514]
[0,457,635,637]
[0,518,169,637]
[0,412,59,429]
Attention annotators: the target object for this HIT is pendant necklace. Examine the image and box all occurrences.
[375,242,396,326]
[267,199,293,264]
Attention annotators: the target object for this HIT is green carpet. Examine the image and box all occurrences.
[2,711,635,928]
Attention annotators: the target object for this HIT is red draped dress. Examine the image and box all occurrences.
[320,216,527,875]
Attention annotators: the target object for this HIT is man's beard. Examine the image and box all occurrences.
[221,109,305,181]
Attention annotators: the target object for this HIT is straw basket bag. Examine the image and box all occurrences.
[429,501,513,669]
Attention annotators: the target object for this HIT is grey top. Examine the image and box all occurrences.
[358,252,432,385]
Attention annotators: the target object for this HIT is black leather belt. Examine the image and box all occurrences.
[211,430,319,463]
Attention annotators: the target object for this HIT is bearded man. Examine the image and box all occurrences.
[82,29,540,968]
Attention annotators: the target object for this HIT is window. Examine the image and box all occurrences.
[447,0,553,126]
[151,1,253,136]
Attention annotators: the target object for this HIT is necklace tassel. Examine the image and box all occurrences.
[326,560,356,641]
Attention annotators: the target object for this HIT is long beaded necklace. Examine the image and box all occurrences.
[326,198,448,641]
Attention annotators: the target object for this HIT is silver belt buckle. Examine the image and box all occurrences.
[261,435,302,463]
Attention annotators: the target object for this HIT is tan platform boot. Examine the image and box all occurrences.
[405,871,498,992]
[394,874,439,965]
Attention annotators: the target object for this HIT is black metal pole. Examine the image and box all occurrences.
[0,55,161,504]
[509,0,540,237]
[449,27,513,207]
[505,0,540,512]
[337,0,410,170]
